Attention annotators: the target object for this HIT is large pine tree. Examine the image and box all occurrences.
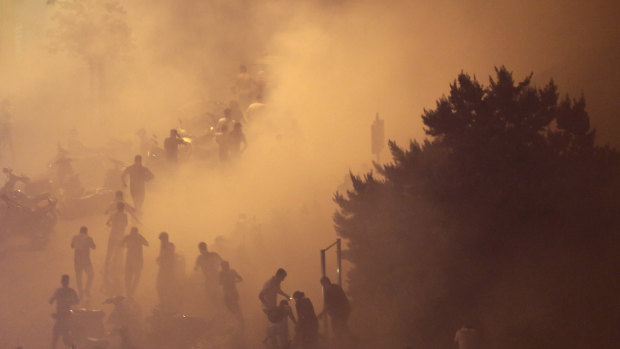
[334,67,620,349]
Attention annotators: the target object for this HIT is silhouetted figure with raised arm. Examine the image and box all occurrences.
[49,274,79,349]
[319,277,352,346]
[293,291,319,349]
[105,202,128,292]
[163,129,187,163]
[219,261,243,322]
[194,242,222,305]
[228,122,248,158]
[105,190,139,222]
[121,155,154,211]
[122,226,149,297]
[157,232,176,312]
[259,269,291,321]
[71,226,95,298]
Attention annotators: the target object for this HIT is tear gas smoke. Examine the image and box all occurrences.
[0,0,618,347]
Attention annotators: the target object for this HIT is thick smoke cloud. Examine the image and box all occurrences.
[0,0,618,347]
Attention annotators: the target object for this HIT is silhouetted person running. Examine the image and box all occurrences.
[293,291,319,349]
[194,242,222,304]
[49,274,79,349]
[157,232,176,312]
[105,202,128,289]
[219,261,243,322]
[259,268,291,321]
[122,226,149,297]
[228,122,248,158]
[105,190,138,222]
[71,226,95,298]
[319,277,352,345]
[163,129,187,163]
[121,155,154,211]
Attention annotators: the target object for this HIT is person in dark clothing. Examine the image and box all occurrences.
[219,261,243,322]
[195,242,222,304]
[163,129,187,163]
[228,122,248,158]
[319,277,352,346]
[158,232,171,256]
[71,226,96,298]
[259,268,291,316]
[293,291,319,349]
[264,299,296,349]
[49,275,79,349]
[122,227,149,297]
[121,155,154,211]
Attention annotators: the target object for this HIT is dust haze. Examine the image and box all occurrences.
[0,0,618,348]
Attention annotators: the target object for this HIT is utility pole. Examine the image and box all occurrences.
[371,112,385,162]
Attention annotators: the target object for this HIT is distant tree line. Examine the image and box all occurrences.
[334,67,620,349]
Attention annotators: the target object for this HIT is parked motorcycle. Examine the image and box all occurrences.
[0,192,57,246]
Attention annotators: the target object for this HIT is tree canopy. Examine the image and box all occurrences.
[334,67,620,349]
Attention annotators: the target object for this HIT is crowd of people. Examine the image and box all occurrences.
[38,65,354,349]
[51,209,353,349]
[257,269,353,349]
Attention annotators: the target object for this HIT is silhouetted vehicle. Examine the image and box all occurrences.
[0,191,57,246]
[1,168,57,245]
[145,134,166,168]
[171,124,194,162]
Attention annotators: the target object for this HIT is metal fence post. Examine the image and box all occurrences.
[321,249,328,338]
